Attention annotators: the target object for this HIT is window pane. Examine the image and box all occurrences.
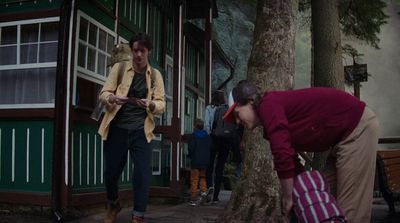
[39,42,58,62]
[97,52,106,76]
[0,46,17,65]
[87,47,96,72]
[88,23,97,46]
[98,29,106,51]
[1,26,17,45]
[40,22,58,41]
[106,56,111,71]
[21,24,39,43]
[0,68,55,104]
[79,18,88,41]
[107,34,115,54]
[78,43,87,68]
[20,44,38,63]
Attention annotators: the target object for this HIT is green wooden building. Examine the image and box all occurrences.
[0,0,219,218]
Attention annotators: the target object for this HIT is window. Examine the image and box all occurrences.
[76,12,115,84]
[74,12,117,108]
[0,17,59,108]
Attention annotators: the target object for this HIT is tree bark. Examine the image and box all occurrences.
[311,0,344,89]
[311,0,344,169]
[219,1,296,222]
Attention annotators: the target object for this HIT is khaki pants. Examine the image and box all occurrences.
[190,169,207,200]
[324,107,380,223]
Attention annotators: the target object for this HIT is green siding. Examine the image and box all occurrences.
[0,0,62,14]
[119,25,133,42]
[0,120,53,193]
[166,17,174,56]
[185,42,197,85]
[119,0,146,32]
[79,0,115,31]
[71,122,112,193]
[198,52,205,92]
[98,0,115,11]
[71,123,170,193]
[149,139,171,187]
[148,2,163,65]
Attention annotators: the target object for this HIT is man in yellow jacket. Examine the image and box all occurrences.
[98,33,165,223]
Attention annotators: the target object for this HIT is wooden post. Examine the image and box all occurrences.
[353,81,360,99]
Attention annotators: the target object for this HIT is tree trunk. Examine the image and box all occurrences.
[310,0,344,170]
[219,1,296,222]
[311,0,344,89]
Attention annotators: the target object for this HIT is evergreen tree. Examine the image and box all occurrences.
[219,0,297,222]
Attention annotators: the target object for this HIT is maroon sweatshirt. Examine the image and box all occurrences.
[257,87,365,179]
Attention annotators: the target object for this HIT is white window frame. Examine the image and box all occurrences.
[73,11,117,105]
[0,17,59,109]
[74,11,116,84]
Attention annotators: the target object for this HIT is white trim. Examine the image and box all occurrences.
[79,132,82,185]
[0,103,54,109]
[41,128,45,183]
[76,69,107,84]
[197,97,205,119]
[0,17,59,27]
[0,62,57,71]
[26,128,30,183]
[11,129,15,182]
[126,150,130,181]
[177,5,182,119]
[94,134,97,185]
[86,133,90,185]
[145,0,149,33]
[175,142,179,181]
[101,140,104,184]
[169,143,172,181]
[65,0,75,186]
[71,132,74,186]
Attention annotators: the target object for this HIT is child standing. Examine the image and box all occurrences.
[188,119,211,206]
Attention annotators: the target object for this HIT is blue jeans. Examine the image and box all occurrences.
[104,125,152,213]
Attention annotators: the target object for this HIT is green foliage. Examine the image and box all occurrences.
[298,0,389,49]
[342,44,364,62]
[339,0,389,49]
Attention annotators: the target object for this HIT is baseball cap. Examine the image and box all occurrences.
[223,80,258,123]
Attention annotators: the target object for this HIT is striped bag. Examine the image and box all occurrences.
[292,171,347,223]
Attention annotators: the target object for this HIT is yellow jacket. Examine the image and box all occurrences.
[98,61,165,142]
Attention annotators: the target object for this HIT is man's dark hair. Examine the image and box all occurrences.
[129,33,153,51]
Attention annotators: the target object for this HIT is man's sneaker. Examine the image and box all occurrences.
[104,202,121,223]
[189,200,197,207]
[199,192,207,205]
